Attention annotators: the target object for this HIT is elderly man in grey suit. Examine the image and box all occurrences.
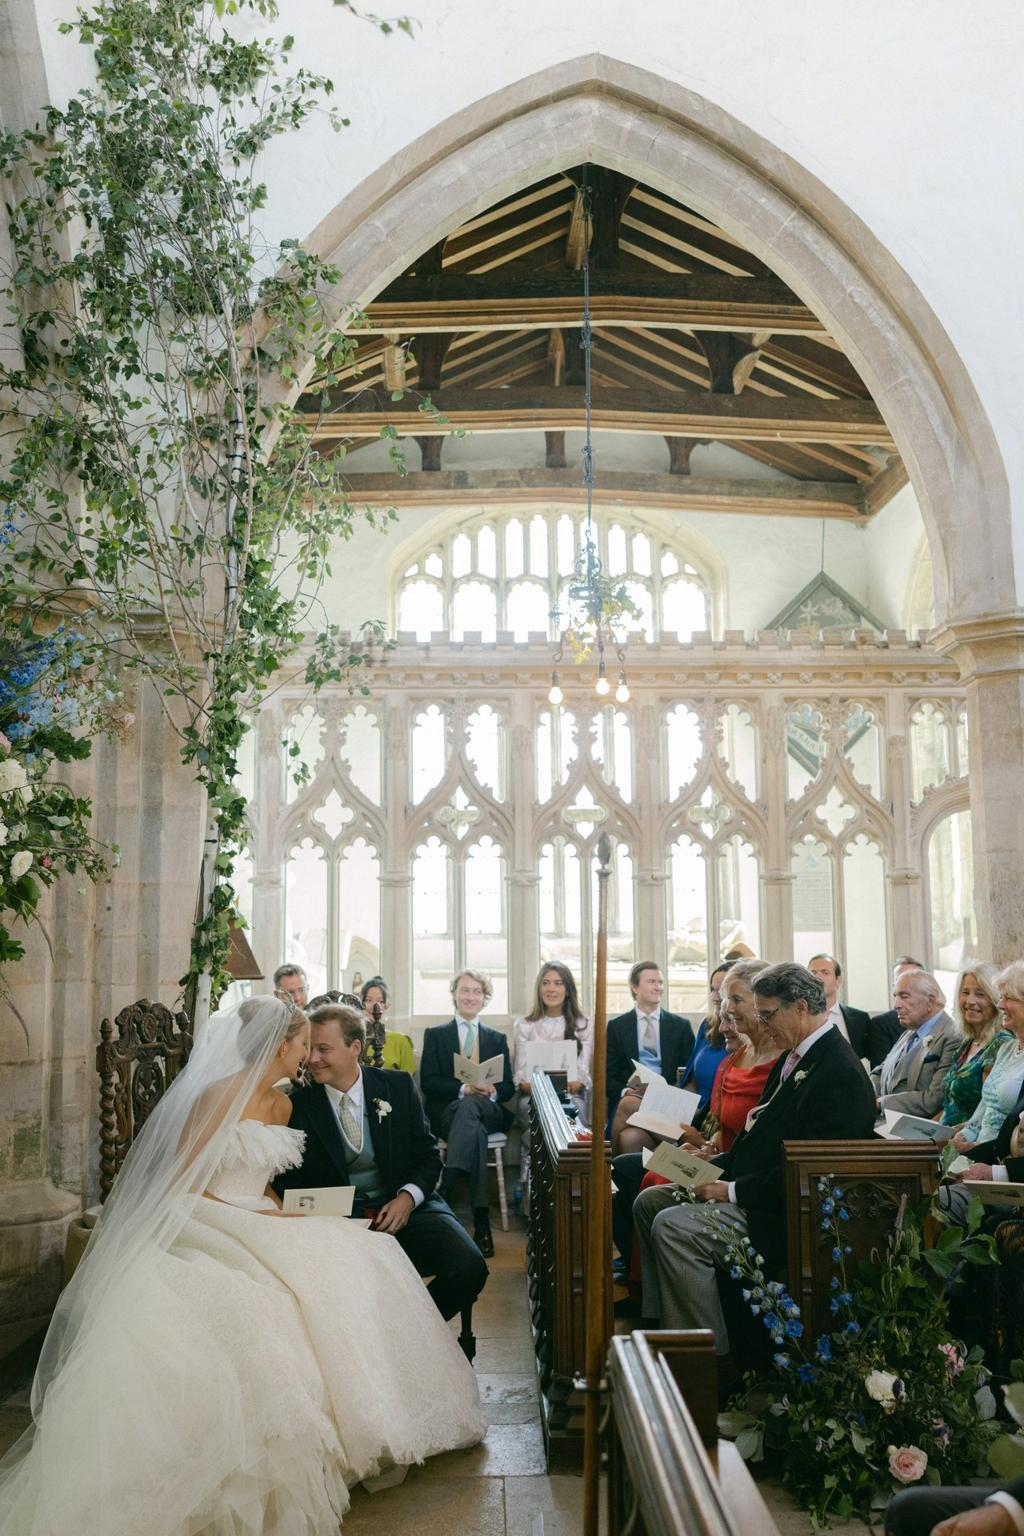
[870,968,961,1117]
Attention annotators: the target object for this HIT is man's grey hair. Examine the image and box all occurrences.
[896,967,946,1009]
[751,962,827,1016]
[273,962,308,987]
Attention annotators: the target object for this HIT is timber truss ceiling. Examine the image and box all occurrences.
[302,167,906,522]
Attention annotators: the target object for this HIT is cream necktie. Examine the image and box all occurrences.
[463,1022,476,1058]
[338,1091,362,1153]
[640,1014,656,1051]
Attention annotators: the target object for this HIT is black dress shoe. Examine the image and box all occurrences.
[473,1223,495,1258]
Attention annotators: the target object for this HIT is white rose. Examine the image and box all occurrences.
[865,1369,899,1410]
[0,821,7,848]
[10,850,33,880]
[0,759,28,796]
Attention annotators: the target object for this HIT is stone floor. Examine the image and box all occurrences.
[0,1214,877,1534]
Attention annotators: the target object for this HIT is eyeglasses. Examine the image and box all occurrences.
[755,1006,781,1026]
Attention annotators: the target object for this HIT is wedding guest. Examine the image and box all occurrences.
[633,963,876,1395]
[808,951,901,1067]
[951,962,1024,1150]
[277,1002,487,1322]
[871,969,961,1116]
[511,963,592,1202]
[610,960,772,1303]
[885,1473,1024,1535]
[677,962,730,1114]
[938,963,1008,1128]
[273,961,308,1010]
[700,960,779,1154]
[870,954,926,1043]
[606,961,694,1148]
[420,970,514,1258]
[360,976,416,1074]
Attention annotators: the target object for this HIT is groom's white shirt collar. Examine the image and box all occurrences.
[324,1069,363,1116]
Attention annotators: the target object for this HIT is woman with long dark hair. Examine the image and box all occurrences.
[511,962,592,1204]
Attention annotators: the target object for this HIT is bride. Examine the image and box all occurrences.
[0,997,486,1536]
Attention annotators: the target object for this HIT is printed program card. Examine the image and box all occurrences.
[627,1078,702,1139]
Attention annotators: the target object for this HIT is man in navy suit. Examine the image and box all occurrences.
[419,970,514,1258]
[275,1002,488,1321]
[605,960,695,1122]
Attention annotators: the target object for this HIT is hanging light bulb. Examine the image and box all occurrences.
[548,672,563,706]
[615,674,630,704]
[595,658,610,697]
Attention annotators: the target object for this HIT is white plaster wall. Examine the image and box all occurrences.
[17,0,1024,591]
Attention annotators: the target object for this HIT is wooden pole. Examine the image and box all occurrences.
[583,832,612,1536]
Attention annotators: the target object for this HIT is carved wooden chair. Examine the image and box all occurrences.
[96,998,194,1202]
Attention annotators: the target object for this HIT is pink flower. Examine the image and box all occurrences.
[939,1343,964,1376]
[0,731,9,754]
[888,1445,928,1484]
[41,855,52,869]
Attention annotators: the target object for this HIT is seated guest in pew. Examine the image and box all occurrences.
[871,969,961,1118]
[512,962,592,1202]
[940,1076,1024,1229]
[611,960,776,1300]
[633,962,877,1393]
[870,954,926,1048]
[938,963,1008,1131]
[606,961,695,1152]
[420,970,514,1259]
[273,961,309,1010]
[950,963,1024,1152]
[360,976,416,1074]
[276,1002,488,1322]
[676,962,731,1117]
[885,1474,1024,1536]
[808,951,901,1067]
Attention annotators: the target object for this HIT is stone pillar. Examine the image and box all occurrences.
[760,703,794,961]
[634,703,667,968]
[507,705,539,1016]
[934,613,1024,963]
[380,697,413,1017]
[883,720,925,962]
[250,704,286,986]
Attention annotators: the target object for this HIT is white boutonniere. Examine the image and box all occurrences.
[794,1068,811,1085]
[374,1098,392,1122]
[922,1036,934,1051]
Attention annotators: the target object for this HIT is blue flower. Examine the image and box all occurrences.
[774,1352,791,1370]
[831,1247,843,1261]
[830,1276,840,1290]
[821,1199,834,1216]
[815,1336,833,1363]
[846,1320,860,1334]
[820,1219,831,1231]
[796,1364,817,1383]
[839,1208,850,1221]
[730,1266,740,1279]
[785,1318,803,1339]
[832,1186,844,1200]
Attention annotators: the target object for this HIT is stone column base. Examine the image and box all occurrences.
[0,1179,79,1362]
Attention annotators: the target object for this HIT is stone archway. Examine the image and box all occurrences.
[292,55,1024,959]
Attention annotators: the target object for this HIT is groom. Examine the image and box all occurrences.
[275,1002,488,1322]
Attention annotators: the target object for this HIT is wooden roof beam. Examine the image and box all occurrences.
[338,468,869,519]
[308,386,895,447]
[354,272,824,336]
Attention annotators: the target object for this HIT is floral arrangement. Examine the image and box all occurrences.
[714,1178,1000,1528]
[0,576,131,997]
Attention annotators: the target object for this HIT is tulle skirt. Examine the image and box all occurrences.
[0,1201,485,1536]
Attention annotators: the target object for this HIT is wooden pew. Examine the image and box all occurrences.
[783,1138,941,1336]
[606,1328,781,1536]
[527,1069,612,1471]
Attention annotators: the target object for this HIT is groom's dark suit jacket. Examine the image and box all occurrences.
[715,1025,877,1273]
[968,1084,1024,1182]
[419,1021,514,1136]
[275,1065,441,1202]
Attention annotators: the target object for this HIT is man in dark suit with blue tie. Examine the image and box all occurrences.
[419,970,514,1258]
[275,1002,488,1321]
[605,960,695,1121]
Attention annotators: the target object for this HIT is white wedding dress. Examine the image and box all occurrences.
[3,1120,485,1536]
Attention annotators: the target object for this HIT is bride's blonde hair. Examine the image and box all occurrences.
[238,996,308,1062]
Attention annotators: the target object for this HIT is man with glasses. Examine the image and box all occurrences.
[633,962,876,1400]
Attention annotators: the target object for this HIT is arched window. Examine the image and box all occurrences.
[394,508,712,642]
